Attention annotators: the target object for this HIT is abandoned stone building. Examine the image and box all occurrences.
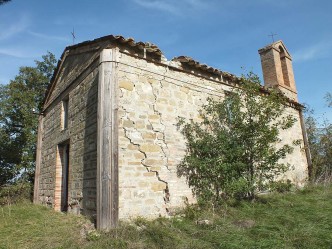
[33,35,310,230]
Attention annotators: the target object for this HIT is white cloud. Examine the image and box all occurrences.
[0,15,30,40]
[182,0,206,8]
[53,17,98,26]
[293,41,332,62]
[131,0,208,15]
[132,0,179,14]
[27,31,70,42]
[0,48,38,59]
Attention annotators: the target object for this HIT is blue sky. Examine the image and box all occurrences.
[1,0,331,122]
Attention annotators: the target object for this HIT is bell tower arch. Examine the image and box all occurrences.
[258,40,298,101]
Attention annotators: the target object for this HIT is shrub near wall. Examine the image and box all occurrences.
[0,182,33,205]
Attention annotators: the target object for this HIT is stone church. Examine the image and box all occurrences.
[33,35,310,230]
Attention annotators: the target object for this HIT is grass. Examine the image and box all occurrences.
[0,184,331,249]
[0,202,87,249]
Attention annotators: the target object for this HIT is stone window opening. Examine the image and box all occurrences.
[224,90,237,123]
[61,97,69,130]
[279,46,290,87]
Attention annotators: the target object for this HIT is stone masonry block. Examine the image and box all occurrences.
[127,144,139,150]
[123,120,134,128]
[143,159,163,166]
[143,172,156,177]
[140,144,162,153]
[151,182,167,192]
[142,132,157,139]
[119,81,134,91]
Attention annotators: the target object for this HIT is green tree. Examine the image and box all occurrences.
[325,92,332,107]
[0,52,56,186]
[0,0,11,5]
[177,72,297,203]
[305,94,332,182]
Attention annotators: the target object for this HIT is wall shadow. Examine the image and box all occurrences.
[82,73,99,223]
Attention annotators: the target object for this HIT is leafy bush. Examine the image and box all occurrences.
[305,96,332,183]
[0,182,32,205]
[269,179,293,193]
[177,72,297,204]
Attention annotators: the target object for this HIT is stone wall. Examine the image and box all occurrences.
[37,42,308,223]
[116,51,308,219]
[38,56,99,217]
[277,107,308,183]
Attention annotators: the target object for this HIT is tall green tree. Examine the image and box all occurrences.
[178,72,297,203]
[0,52,56,186]
[325,92,332,107]
[0,0,11,5]
[305,94,332,182]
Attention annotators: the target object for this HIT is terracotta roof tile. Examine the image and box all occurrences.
[172,56,239,82]
[43,35,303,110]
[67,35,163,56]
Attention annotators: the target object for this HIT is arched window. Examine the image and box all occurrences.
[279,46,290,87]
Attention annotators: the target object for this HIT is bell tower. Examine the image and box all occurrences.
[258,40,298,101]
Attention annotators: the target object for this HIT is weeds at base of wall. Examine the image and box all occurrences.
[313,173,332,186]
[0,183,331,249]
[0,182,32,206]
[98,183,331,249]
[268,179,294,193]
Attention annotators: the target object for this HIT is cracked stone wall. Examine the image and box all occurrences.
[37,45,308,221]
[116,52,308,219]
[115,53,215,218]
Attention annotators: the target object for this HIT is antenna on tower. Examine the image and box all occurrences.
[268,32,277,43]
[71,28,76,45]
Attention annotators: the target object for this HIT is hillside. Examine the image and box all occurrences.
[0,185,331,249]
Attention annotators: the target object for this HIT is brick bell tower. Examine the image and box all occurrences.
[258,40,298,101]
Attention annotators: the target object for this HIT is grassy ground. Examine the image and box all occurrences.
[0,184,331,249]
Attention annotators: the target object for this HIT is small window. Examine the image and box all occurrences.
[224,91,238,123]
[62,97,69,130]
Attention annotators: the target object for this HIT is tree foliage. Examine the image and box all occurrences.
[305,94,332,182]
[325,92,332,108]
[0,52,56,186]
[0,0,11,5]
[177,72,297,203]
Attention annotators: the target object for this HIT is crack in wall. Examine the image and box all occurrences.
[149,78,171,171]
[120,83,170,213]
[147,78,171,207]
[122,125,171,213]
